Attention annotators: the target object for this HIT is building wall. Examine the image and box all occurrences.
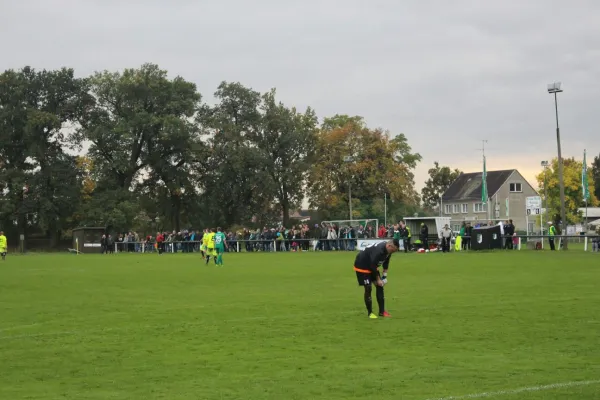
[442,171,539,232]
[491,171,539,232]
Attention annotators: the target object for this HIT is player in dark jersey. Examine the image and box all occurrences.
[353,239,400,319]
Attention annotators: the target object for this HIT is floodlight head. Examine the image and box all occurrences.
[547,82,563,93]
[541,160,549,167]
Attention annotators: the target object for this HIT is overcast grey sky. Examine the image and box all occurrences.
[2,0,599,191]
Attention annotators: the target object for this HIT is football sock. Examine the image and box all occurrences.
[364,291,373,315]
[376,285,385,314]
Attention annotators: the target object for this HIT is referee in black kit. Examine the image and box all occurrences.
[353,239,400,319]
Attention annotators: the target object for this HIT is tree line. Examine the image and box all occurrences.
[0,64,424,245]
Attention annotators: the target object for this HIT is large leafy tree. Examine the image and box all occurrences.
[308,115,421,220]
[198,82,273,227]
[255,89,318,226]
[421,162,462,209]
[0,66,90,240]
[76,63,202,231]
[536,157,599,225]
[592,153,600,201]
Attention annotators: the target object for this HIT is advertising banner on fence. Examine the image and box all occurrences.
[356,238,404,251]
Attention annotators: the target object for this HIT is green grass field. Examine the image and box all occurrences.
[1,251,599,400]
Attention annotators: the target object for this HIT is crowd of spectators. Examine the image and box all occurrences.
[99,222,406,254]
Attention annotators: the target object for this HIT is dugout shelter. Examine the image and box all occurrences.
[72,227,106,254]
[403,217,451,241]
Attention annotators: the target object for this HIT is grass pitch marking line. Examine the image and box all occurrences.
[425,379,600,400]
[0,323,40,332]
[0,330,77,340]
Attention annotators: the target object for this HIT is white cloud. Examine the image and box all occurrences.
[1,0,599,196]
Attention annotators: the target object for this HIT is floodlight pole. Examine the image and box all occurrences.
[548,83,568,249]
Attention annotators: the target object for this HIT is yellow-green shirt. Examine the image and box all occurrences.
[0,235,7,250]
[206,232,216,248]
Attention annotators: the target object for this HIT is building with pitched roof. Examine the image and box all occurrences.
[441,169,539,232]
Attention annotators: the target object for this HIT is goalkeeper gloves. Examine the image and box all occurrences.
[382,273,388,285]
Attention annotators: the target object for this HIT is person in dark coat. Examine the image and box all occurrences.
[420,223,429,250]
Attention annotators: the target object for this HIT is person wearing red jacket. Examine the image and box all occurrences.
[156,231,165,255]
[378,224,387,238]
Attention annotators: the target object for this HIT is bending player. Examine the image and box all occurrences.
[353,239,400,319]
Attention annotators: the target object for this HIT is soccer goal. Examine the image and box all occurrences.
[320,219,379,231]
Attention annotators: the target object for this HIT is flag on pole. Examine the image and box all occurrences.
[482,156,488,203]
[582,149,590,200]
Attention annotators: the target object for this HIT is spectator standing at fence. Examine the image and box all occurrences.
[464,223,472,250]
[116,234,122,252]
[107,234,114,254]
[548,222,557,251]
[592,227,599,252]
[504,220,514,249]
[378,224,387,239]
[349,225,356,250]
[397,222,407,253]
[156,231,164,255]
[393,223,401,249]
[512,233,519,250]
[327,225,338,250]
[440,224,453,253]
[101,234,107,254]
[366,225,375,238]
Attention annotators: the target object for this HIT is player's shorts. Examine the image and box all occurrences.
[207,247,216,256]
[215,246,224,255]
[354,267,380,286]
[200,244,207,252]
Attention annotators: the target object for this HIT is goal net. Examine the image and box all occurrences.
[320,219,379,231]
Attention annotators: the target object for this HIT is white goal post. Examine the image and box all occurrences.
[320,219,379,230]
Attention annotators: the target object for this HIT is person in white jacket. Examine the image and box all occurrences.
[327,227,338,250]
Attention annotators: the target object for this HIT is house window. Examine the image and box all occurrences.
[461,204,468,213]
[444,204,452,214]
[452,225,461,232]
[453,204,460,214]
[509,183,522,193]
[474,203,487,213]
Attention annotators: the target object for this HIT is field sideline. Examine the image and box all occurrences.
[1,251,599,400]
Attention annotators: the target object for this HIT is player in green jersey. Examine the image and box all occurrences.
[214,227,227,266]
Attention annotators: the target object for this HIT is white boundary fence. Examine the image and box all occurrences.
[75,235,600,254]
